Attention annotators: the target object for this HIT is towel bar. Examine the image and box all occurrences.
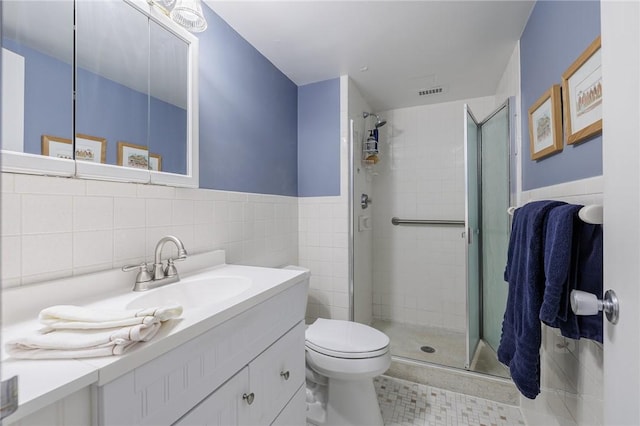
[507,204,603,225]
[391,217,465,226]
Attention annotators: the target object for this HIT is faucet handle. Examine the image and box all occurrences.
[164,258,179,278]
[122,262,153,283]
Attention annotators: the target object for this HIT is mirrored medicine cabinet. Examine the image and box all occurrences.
[1,0,199,187]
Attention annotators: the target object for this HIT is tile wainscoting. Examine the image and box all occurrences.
[1,173,298,288]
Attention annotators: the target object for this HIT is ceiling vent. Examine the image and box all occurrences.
[418,86,447,96]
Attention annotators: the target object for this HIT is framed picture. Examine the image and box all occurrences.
[117,141,149,170]
[42,135,73,159]
[562,35,602,145]
[75,133,107,163]
[149,153,162,171]
[528,85,563,161]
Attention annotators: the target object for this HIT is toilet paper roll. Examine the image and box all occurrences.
[570,290,601,315]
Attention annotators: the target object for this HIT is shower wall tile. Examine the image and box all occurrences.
[1,173,298,288]
[371,96,494,332]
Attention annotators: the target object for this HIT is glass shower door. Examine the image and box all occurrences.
[464,105,480,369]
[480,102,511,351]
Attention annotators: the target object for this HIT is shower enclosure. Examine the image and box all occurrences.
[350,99,514,378]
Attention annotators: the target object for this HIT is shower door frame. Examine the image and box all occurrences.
[464,105,482,369]
[464,98,514,369]
[348,118,355,321]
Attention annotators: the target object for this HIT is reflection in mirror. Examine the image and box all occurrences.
[1,1,73,156]
[149,19,189,174]
[76,0,150,168]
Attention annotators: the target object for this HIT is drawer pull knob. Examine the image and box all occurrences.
[280,370,290,380]
[242,392,255,405]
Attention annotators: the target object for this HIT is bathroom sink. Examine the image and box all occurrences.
[126,275,252,310]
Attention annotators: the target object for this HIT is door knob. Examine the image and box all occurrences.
[570,289,619,324]
[242,392,255,405]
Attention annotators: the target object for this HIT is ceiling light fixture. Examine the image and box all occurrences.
[148,0,208,33]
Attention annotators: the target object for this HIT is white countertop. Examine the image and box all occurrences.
[1,251,308,423]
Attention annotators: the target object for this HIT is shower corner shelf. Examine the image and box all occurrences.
[362,156,379,166]
[363,130,379,166]
[362,144,379,165]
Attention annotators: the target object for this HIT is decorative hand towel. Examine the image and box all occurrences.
[5,304,182,359]
[5,322,161,359]
[38,304,183,332]
[497,200,565,400]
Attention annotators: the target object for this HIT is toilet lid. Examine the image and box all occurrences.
[305,319,389,358]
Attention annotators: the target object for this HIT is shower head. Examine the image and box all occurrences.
[363,111,387,128]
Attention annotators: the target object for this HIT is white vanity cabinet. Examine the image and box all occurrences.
[175,321,305,426]
[97,281,307,426]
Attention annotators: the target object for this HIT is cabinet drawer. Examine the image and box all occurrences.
[242,321,305,425]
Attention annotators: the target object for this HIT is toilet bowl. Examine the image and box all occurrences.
[305,318,391,426]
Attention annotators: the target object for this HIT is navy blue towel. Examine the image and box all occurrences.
[574,221,604,342]
[539,205,603,343]
[540,204,582,325]
[498,200,565,400]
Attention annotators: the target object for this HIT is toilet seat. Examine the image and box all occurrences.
[305,319,390,359]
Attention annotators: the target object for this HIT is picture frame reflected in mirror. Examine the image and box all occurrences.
[117,141,162,171]
[42,134,106,163]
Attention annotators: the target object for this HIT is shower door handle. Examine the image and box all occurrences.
[466,227,479,244]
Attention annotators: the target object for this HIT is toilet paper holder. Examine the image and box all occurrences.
[570,289,619,324]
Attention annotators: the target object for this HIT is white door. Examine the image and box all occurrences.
[601,1,640,424]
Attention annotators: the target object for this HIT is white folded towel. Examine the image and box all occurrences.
[5,304,182,359]
[5,322,161,359]
[38,304,183,332]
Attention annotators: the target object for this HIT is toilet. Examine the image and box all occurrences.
[305,318,391,426]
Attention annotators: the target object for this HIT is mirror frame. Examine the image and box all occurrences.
[1,0,199,188]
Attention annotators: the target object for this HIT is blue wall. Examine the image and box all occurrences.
[520,1,602,190]
[77,69,187,173]
[198,6,298,196]
[298,79,341,197]
[4,39,187,174]
[3,39,73,147]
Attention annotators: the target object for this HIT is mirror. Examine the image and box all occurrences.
[149,19,189,175]
[1,0,198,187]
[2,1,75,173]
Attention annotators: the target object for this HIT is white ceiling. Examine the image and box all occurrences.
[204,0,535,112]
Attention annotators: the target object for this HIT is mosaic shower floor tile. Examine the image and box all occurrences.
[375,375,526,426]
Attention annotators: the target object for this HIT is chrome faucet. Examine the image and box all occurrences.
[122,235,188,291]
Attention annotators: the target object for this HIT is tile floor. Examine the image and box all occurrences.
[375,375,526,426]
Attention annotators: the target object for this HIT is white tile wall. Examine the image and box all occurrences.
[370,96,495,332]
[1,173,298,288]
[518,176,604,426]
[298,196,349,323]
